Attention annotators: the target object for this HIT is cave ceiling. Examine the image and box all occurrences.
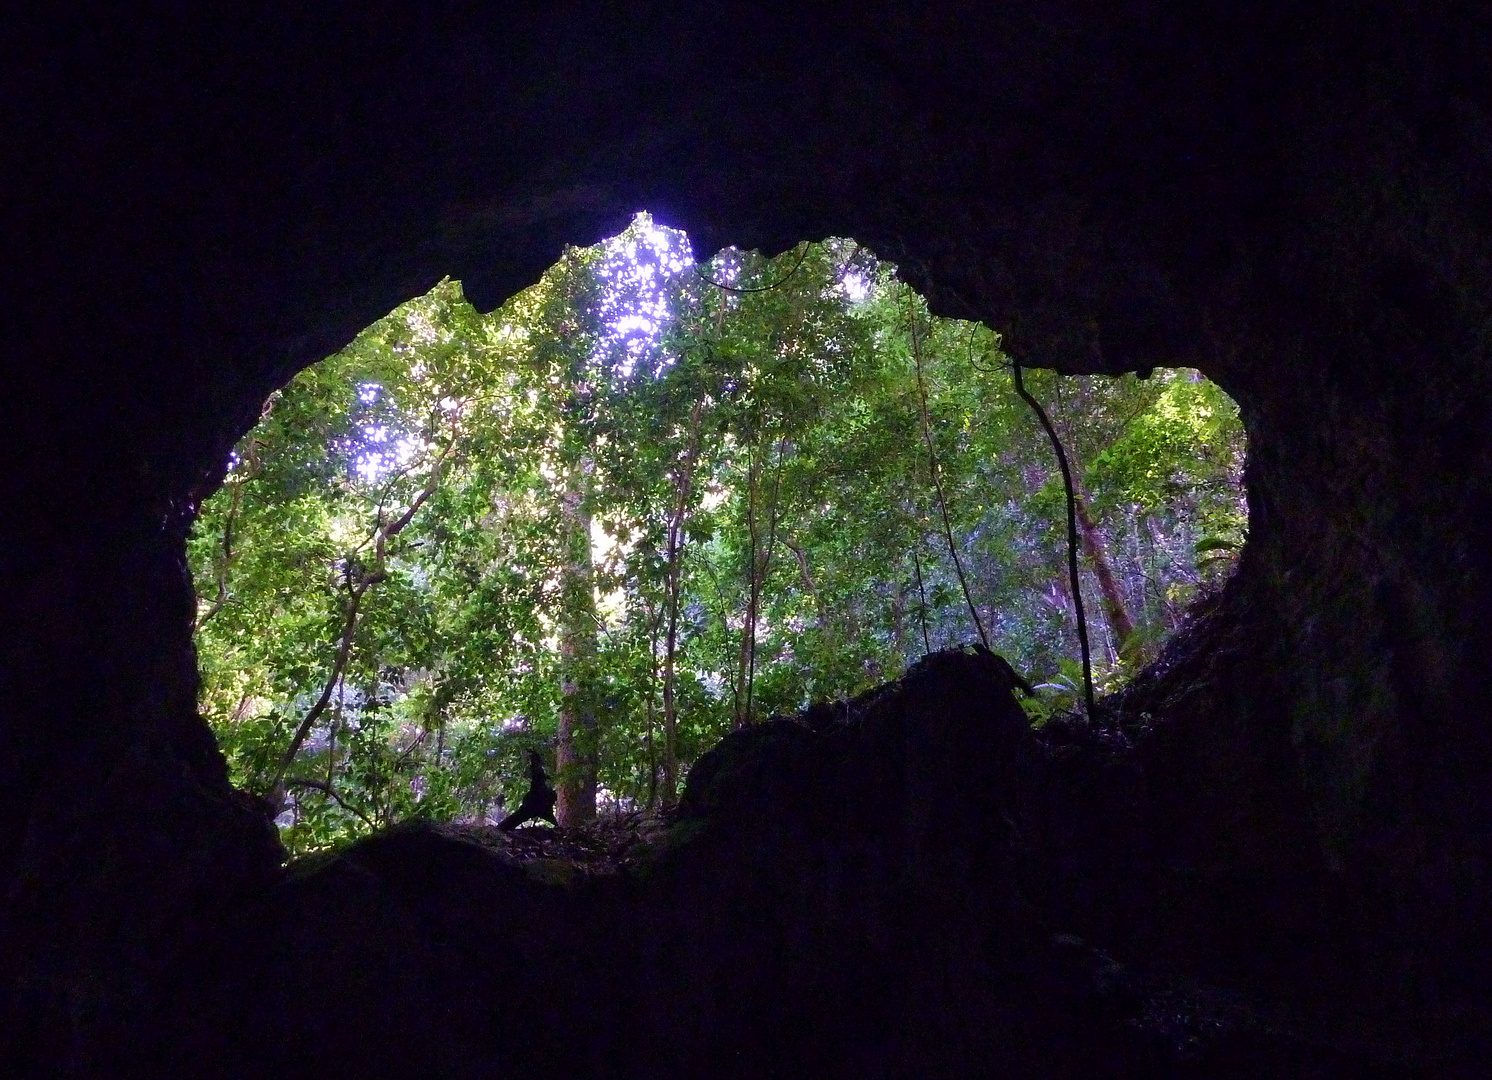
[6,3,1484,512]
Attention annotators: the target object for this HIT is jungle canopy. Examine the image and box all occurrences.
[190,215,1246,853]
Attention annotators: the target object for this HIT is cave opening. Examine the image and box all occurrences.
[8,7,1492,1075]
[190,213,1248,854]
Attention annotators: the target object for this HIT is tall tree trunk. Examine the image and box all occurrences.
[734,453,763,729]
[734,441,784,728]
[1073,485,1135,653]
[733,448,784,729]
[911,541,932,655]
[891,580,908,666]
[661,399,705,808]
[645,600,662,811]
[555,456,599,826]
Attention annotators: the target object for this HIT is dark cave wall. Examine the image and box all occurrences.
[1239,346,1492,1033]
[172,653,1045,1080]
[2,2,1490,1073]
[0,499,284,1073]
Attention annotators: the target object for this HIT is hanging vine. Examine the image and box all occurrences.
[1009,360,1099,724]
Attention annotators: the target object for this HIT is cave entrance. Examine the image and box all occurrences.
[190,213,1246,853]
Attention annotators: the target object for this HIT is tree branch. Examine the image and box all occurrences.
[392,729,427,771]
[269,575,372,796]
[283,776,377,830]
[195,466,251,632]
[379,436,454,546]
[782,537,827,632]
[267,410,465,803]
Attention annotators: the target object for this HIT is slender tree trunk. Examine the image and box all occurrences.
[327,674,343,788]
[661,399,705,807]
[783,534,837,679]
[270,572,374,801]
[734,453,762,728]
[661,582,682,808]
[911,542,932,655]
[645,602,662,811]
[908,302,988,647]
[555,456,599,826]
[1072,484,1135,652]
[891,581,908,665]
[733,446,783,729]
[741,441,785,726]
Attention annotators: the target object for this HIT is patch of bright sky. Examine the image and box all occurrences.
[350,384,427,485]
[593,217,874,376]
[591,212,695,377]
[699,483,728,512]
[353,430,426,485]
[839,270,871,302]
[404,307,442,347]
[347,217,876,484]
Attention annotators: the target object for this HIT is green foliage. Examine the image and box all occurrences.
[191,215,1247,853]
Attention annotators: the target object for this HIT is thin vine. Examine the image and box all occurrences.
[1009,360,1098,724]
